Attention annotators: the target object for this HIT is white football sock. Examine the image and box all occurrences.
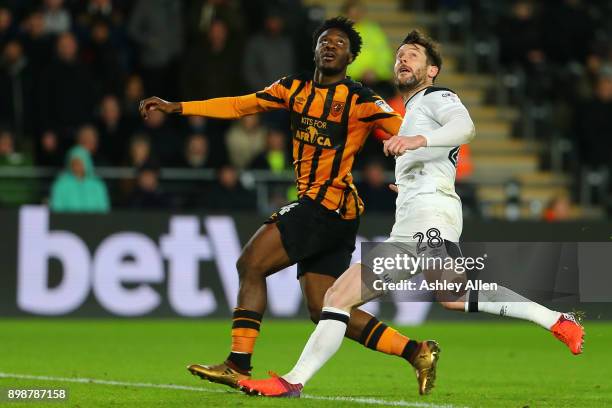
[282,307,349,385]
[466,286,561,330]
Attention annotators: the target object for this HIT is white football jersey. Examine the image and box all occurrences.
[395,86,475,202]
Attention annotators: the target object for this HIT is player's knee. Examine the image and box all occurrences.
[236,251,266,281]
[323,284,348,310]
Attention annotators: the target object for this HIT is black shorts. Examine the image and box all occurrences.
[265,197,359,279]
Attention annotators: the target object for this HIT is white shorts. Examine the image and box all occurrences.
[387,191,463,244]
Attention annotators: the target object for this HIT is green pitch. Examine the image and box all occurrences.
[0,319,609,407]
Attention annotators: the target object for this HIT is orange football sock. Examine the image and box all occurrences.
[226,308,262,372]
[360,317,419,362]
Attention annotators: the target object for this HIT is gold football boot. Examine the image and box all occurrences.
[187,362,250,389]
[411,340,441,395]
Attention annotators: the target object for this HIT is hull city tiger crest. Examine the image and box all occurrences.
[331,101,345,116]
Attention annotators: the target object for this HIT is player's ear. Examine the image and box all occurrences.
[428,65,439,80]
[347,52,354,64]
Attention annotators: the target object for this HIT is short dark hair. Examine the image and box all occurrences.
[312,17,362,59]
[400,30,442,80]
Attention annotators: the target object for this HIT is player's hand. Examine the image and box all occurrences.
[388,184,399,194]
[383,135,427,157]
[138,97,181,119]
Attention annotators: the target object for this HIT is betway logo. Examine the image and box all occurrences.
[16,206,431,323]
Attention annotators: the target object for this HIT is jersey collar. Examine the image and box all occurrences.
[403,86,430,108]
[312,76,354,89]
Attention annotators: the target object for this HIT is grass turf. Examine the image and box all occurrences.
[0,319,609,408]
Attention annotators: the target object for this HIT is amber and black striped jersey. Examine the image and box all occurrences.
[181,73,403,219]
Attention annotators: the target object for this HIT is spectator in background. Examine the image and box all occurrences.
[76,124,108,165]
[184,115,207,135]
[497,1,546,70]
[122,74,145,126]
[0,6,16,49]
[249,128,290,172]
[39,32,95,141]
[496,0,558,104]
[119,133,155,200]
[96,94,131,165]
[0,39,34,138]
[182,133,222,169]
[128,162,170,209]
[0,129,30,165]
[243,10,295,92]
[82,18,123,98]
[36,130,63,167]
[543,195,572,222]
[139,109,181,166]
[343,0,394,88]
[204,165,256,210]
[356,160,395,213]
[50,145,110,212]
[42,0,71,35]
[19,10,53,81]
[184,0,245,47]
[574,72,612,171]
[126,133,153,168]
[0,129,36,206]
[180,18,242,101]
[226,114,266,169]
[128,0,182,97]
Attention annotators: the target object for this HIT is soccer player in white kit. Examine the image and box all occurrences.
[239,30,585,398]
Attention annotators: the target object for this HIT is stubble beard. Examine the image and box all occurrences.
[396,67,426,93]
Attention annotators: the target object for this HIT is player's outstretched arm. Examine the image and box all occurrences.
[139,94,268,121]
[139,79,291,121]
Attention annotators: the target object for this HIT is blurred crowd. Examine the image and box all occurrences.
[0,0,323,211]
[0,0,610,216]
[469,0,612,214]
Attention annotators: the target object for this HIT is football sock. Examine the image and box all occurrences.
[360,316,420,363]
[465,287,561,330]
[282,307,349,385]
[226,308,262,373]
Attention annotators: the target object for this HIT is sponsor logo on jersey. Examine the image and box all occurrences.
[278,202,299,215]
[375,99,394,113]
[441,92,459,104]
[295,116,333,147]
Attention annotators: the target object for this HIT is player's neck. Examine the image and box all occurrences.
[313,69,347,86]
[401,82,432,102]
